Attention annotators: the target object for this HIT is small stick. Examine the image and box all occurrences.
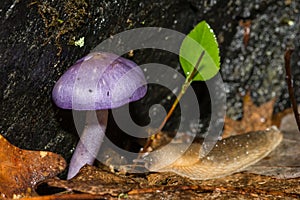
[140,51,205,153]
[284,47,300,132]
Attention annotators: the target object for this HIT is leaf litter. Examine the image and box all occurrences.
[0,134,66,199]
[3,93,300,199]
[223,91,276,138]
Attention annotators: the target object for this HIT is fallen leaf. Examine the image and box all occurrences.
[223,92,276,138]
[0,134,66,199]
[39,165,137,196]
[271,107,293,128]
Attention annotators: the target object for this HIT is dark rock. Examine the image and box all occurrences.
[0,0,212,161]
[0,0,297,167]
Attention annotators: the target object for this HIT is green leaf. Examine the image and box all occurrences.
[179,20,220,81]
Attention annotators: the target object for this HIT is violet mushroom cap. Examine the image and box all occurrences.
[52,52,147,110]
[52,52,147,179]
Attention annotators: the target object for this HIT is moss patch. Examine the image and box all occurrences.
[35,0,88,55]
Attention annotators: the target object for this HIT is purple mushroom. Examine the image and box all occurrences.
[52,52,147,179]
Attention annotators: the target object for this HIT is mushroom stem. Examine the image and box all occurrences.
[67,109,108,179]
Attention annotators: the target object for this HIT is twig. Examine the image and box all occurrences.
[284,47,300,132]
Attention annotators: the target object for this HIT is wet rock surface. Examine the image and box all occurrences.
[0,0,299,167]
[222,0,300,119]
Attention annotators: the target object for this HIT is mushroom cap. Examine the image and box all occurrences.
[52,52,147,110]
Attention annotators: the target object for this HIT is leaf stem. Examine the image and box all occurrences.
[140,51,205,153]
[157,51,205,131]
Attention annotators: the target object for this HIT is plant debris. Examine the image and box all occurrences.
[223,91,276,138]
[0,134,66,199]
[34,166,300,199]
[39,165,137,196]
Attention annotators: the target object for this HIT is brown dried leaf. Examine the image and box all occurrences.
[272,107,293,128]
[223,92,276,138]
[0,134,66,199]
[41,165,137,196]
